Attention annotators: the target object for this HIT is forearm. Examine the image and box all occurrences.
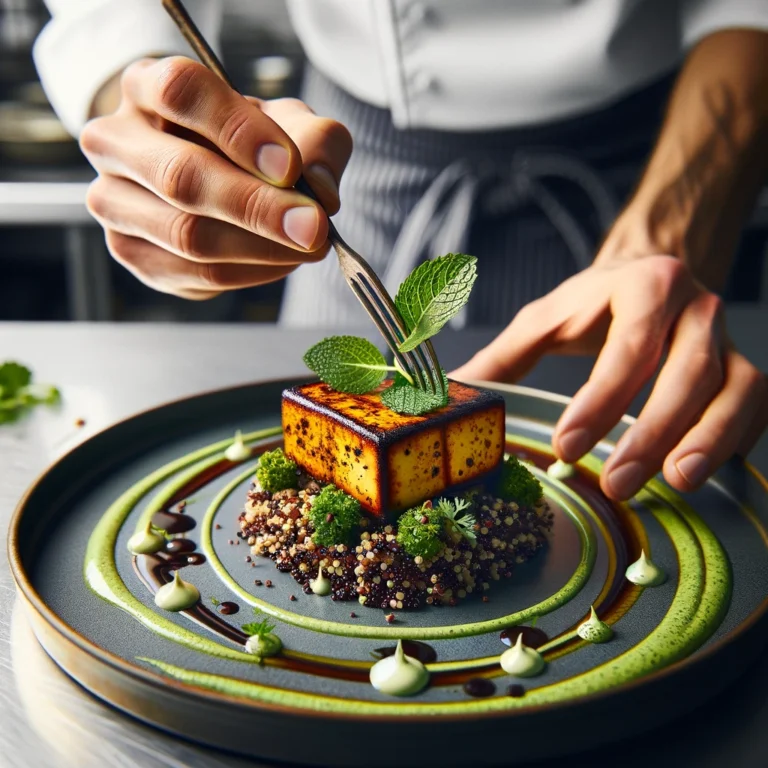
[597,29,768,288]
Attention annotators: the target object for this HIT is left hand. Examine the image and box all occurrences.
[452,255,768,500]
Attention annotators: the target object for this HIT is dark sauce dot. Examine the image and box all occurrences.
[152,510,196,534]
[165,539,196,555]
[463,678,496,698]
[499,626,549,649]
[186,553,206,566]
[507,684,525,698]
[371,641,437,665]
[217,601,239,615]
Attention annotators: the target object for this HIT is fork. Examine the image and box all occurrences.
[161,0,446,397]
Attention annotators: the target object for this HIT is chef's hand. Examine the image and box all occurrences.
[452,255,768,500]
[79,56,352,299]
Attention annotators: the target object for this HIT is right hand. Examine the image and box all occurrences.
[80,56,353,299]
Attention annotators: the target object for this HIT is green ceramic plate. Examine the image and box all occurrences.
[9,379,768,767]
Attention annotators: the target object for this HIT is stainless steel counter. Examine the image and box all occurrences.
[1,316,767,768]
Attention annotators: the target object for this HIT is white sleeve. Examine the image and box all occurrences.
[682,0,768,48]
[33,0,223,137]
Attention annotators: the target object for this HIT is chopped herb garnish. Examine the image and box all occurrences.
[395,253,477,352]
[256,447,298,492]
[210,596,221,606]
[242,612,276,637]
[498,456,543,507]
[0,361,60,424]
[436,496,477,545]
[396,503,446,559]
[309,485,362,547]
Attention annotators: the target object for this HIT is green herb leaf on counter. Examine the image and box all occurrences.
[210,597,221,606]
[303,336,396,395]
[380,369,449,415]
[0,361,60,424]
[242,613,276,637]
[395,253,477,352]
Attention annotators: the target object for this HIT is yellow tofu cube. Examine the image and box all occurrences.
[282,380,505,516]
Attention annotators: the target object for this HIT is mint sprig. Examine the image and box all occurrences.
[303,336,398,395]
[380,369,449,415]
[395,254,477,353]
[301,253,477,416]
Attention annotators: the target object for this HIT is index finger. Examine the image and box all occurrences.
[122,57,302,187]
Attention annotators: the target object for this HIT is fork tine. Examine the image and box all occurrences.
[346,277,428,390]
[417,341,447,397]
[331,223,439,395]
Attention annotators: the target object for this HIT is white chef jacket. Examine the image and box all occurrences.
[35,0,768,137]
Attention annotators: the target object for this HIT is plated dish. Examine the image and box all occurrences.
[9,256,768,765]
[9,376,768,766]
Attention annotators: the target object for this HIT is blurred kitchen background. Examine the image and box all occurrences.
[1,0,767,323]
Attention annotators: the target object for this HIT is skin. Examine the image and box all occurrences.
[453,30,768,500]
[80,33,768,501]
[80,56,352,299]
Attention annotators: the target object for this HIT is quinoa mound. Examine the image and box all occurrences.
[238,474,553,611]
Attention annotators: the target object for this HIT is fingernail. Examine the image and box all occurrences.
[305,163,339,200]
[256,143,290,183]
[558,428,591,461]
[675,452,709,488]
[283,206,319,249]
[606,461,645,499]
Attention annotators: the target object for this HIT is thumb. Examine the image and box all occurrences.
[450,300,556,383]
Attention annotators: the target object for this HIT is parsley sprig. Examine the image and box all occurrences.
[303,253,476,416]
[436,497,477,545]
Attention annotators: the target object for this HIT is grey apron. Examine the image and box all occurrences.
[280,64,673,328]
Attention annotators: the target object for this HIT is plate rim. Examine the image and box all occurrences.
[8,376,768,725]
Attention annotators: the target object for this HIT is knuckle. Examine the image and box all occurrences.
[169,211,204,257]
[622,328,660,367]
[79,117,107,157]
[217,106,254,154]
[154,57,205,116]
[104,231,135,266]
[515,298,543,324]
[195,262,230,290]
[156,149,203,206]
[242,183,275,234]
[314,117,353,156]
[640,255,689,298]
[84,178,109,220]
[690,349,724,389]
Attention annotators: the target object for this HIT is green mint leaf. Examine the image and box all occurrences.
[0,362,32,399]
[395,254,477,352]
[380,369,449,416]
[303,336,388,394]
